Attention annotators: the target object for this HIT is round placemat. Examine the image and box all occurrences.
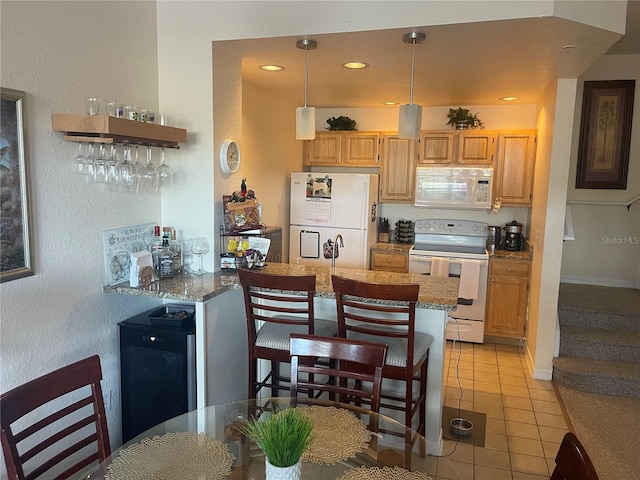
[298,405,372,465]
[105,431,234,480]
[337,466,434,480]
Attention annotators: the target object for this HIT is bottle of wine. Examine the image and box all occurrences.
[149,225,163,274]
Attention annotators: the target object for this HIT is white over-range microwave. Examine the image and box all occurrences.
[414,166,493,209]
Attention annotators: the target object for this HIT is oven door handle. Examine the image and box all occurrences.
[410,256,488,266]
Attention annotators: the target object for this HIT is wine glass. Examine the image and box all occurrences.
[93,144,108,183]
[106,144,119,186]
[85,143,97,181]
[74,142,88,176]
[139,146,157,193]
[132,145,144,193]
[117,145,136,192]
[157,147,173,189]
[191,237,210,275]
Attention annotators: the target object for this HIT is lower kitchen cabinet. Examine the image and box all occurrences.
[370,247,409,273]
[485,257,529,341]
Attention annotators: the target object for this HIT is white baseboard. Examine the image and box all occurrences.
[560,275,639,289]
[524,343,553,380]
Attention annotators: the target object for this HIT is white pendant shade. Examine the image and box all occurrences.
[398,103,422,139]
[296,106,315,140]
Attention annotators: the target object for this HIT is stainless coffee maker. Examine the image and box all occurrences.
[487,226,502,253]
[504,221,523,251]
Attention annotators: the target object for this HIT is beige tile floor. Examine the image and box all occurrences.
[440,340,569,479]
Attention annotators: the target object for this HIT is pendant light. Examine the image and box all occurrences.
[398,32,426,139]
[296,39,317,140]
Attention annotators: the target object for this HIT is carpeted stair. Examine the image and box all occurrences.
[553,283,640,399]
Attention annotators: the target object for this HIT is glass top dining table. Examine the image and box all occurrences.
[80,397,463,480]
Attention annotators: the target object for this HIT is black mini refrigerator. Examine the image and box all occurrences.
[119,305,196,443]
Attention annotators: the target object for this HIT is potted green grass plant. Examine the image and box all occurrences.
[240,408,314,480]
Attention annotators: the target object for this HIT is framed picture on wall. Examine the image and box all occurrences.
[1,88,34,282]
[576,80,635,189]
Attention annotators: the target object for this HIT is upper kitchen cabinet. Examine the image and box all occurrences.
[380,135,416,203]
[417,131,496,166]
[303,131,381,167]
[456,131,497,166]
[417,131,455,164]
[494,131,537,206]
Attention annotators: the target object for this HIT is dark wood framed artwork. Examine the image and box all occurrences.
[1,88,34,282]
[576,80,635,189]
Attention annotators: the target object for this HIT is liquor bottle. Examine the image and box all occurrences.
[164,227,182,274]
[157,235,174,278]
[149,225,163,273]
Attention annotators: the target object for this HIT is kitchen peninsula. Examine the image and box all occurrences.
[104,264,459,454]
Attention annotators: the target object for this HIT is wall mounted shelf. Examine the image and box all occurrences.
[52,114,187,149]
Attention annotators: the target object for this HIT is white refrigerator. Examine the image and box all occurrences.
[289,172,379,269]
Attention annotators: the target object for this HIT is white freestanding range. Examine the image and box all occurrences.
[409,219,489,343]
[289,172,379,269]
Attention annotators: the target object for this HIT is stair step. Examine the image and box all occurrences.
[553,357,640,399]
[558,283,640,331]
[559,325,640,364]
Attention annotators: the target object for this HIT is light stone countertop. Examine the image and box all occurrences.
[103,263,459,311]
[370,242,414,253]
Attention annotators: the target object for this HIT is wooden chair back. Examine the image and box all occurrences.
[331,274,422,373]
[0,355,111,480]
[551,432,599,480]
[238,268,324,398]
[289,333,388,413]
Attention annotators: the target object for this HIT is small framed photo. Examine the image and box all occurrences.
[576,80,635,189]
[1,88,34,282]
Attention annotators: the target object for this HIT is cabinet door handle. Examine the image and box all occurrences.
[491,278,495,282]
[507,268,512,271]
[387,259,392,263]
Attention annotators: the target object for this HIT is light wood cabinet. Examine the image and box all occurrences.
[418,131,454,164]
[303,131,380,166]
[380,135,416,203]
[485,258,529,339]
[370,250,408,273]
[494,131,537,206]
[456,131,496,165]
[417,130,496,166]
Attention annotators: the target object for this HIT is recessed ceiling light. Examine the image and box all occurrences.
[383,101,398,105]
[260,65,285,72]
[343,62,369,69]
[500,96,519,102]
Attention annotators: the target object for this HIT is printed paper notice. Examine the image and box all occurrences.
[304,198,331,223]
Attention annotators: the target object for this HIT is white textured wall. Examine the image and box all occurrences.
[561,54,640,288]
[0,2,162,471]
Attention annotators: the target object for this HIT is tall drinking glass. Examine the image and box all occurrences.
[191,237,210,275]
[74,142,88,175]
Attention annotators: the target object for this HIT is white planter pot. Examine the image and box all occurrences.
[265,458,302,480]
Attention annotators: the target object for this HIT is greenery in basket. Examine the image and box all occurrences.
[326,116,357,131]
[445,107,484,129]
[239,408,314,467]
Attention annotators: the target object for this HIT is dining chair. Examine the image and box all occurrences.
[331,274,432,455]
[0,355,111,480]
[238,268,338,399]
[551,432,599,480]
[289,333,388,413]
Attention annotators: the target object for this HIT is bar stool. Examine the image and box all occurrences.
[331,274,432,455]
[238,268,338,399]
